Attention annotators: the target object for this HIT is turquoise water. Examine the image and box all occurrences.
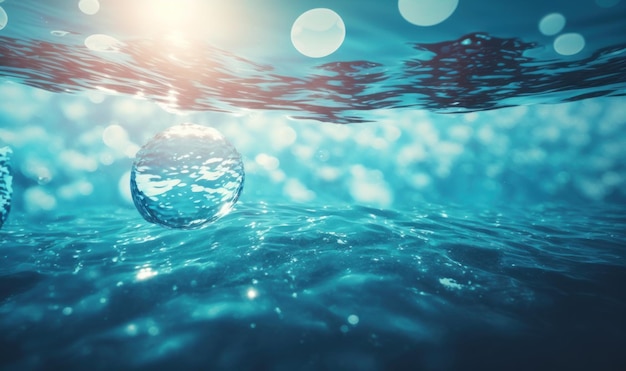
[1,0,626,370]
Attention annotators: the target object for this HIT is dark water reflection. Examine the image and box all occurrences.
[1,33,626,123]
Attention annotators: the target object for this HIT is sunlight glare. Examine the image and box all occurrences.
[143,0,202,28]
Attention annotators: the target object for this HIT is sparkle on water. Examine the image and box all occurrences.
[290,8,346,58]
[0,146,12,229]
[130,123,244,230]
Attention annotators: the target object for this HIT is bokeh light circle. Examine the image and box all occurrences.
[0,6,8,31]
[595,0,621,8]
[291,8,346,58]
[398,0,459,27]
[130,123,244,229]
[554,33,585,56]
[79,0,100,15]
[538,13,566,36]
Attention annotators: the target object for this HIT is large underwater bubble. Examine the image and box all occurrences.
[130,123,244,229]
[0,146,13,229]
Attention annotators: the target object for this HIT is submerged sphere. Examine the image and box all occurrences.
[0,146,13,229]
[130,123,244,229]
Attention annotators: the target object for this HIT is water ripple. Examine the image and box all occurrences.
[1,202,625,369]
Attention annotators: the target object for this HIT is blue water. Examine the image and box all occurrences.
[1,0,626,370]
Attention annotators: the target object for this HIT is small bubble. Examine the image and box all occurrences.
[62,307,73,316]
[130,123,244,229]
[126,324,138,336]
[347,314,359,325]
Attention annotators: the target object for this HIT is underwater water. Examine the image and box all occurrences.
[1,0,626,370]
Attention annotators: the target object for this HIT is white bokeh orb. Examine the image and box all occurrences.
[554,33,585,56]
[0,6,7,30]
[538,13,566,36]
[398,0,459,27]
[291,8,346,58]
[79,0,100,15]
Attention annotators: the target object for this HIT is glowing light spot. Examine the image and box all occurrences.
[143,0,200,27]
[538,13,566,36]
[291,8,346,58]
[148,326,160,336]
[596,0,621,8]
[87,90,105,104]
[439,277,462,290]
[126,324,138,336]
[554,33,585,56]
[62,307,73,316]
[58,180,94,200]
[102,124,129,150]
[284,179,316,202]
[24,187,57,212]
[398,0,459,27]
[0,6,7,31]
[349,165,392,207]
[271,126,297,149]
[255,153,280,171]
[79,0,100,15]
[84,34,124,52]
[247,288,258,300]
[136,266,158,280]
[347,314,359,325]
